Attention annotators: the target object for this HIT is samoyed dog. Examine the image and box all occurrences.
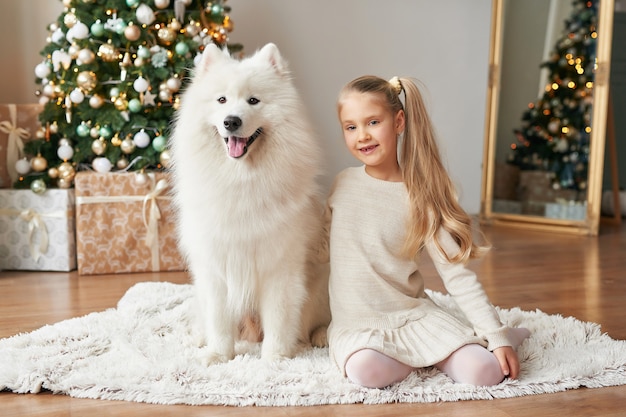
[169,43,330,365]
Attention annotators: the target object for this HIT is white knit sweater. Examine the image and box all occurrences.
[323,166,512,371]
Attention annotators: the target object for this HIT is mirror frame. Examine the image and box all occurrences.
[480,0,615,235]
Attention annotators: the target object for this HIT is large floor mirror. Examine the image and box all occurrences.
[480,0,615,235]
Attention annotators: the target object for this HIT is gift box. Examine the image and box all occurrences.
[545,200,587,220]
[0,189,76,271]
[74,171,185,275]
[0,104,43,188]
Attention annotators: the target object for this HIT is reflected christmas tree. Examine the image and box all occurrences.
[17,0,241,191]
[508,0,597,192]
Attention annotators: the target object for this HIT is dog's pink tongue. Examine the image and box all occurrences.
[228,136,247,158]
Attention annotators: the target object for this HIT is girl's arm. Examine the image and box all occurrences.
[426,227,512,351]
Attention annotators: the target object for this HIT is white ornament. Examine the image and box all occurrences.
[52,50,72,71]
[136,4,156,25]
[57,144,74,161]
[93,157,113,173]
[133,76,149,93]
[66,22,89,42]
[15,158,31,175]
[155,0,170,9]
[69,88,85,104]
[166,77,181,92]
[133,129,151,148]
[35,62,51,79]
[51,28,65,44]
[77,49,95,65]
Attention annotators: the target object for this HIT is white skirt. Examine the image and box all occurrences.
[328,295,487,375]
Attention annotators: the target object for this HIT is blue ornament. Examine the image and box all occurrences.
[152,135,167,152]
[76,123,90,137]
[91,21,105,37]
[128,98,142,113]
[175,42,190,56]
[99,126,113,139]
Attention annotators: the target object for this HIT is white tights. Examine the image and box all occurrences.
[345,327,530,389]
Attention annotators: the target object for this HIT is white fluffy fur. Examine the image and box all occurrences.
[169,43,330,364]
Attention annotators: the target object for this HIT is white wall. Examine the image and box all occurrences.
[0,0,492,214]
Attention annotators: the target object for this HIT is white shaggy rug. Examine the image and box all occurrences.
[1,282,626,406]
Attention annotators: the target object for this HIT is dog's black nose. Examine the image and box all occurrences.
[223,116,242,132]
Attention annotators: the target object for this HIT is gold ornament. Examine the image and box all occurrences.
[57,162,76,182]
[48,167,59,179]
[31,154,48,172]
[57,177,72,189]
[64,12,78,28]
[91,138,107,155]
[223,16,233,32]
[116,157,129,169]
[76,71,97,91]
[170,18,182,32]
[157,27,177,45]
[111,134,122,146]
[120,137,136,154]
[159,149,171,168]
[114,96,128,111]
[98,42,119,62]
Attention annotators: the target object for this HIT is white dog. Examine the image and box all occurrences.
[169,43,330,365]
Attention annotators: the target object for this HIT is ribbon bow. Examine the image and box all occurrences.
[0,104,32,183]
[142,176,169,271]
[19,209,49,262]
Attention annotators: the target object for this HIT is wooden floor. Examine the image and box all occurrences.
[1,221,625,416]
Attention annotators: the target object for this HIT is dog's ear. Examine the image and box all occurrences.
[256,43,289,77]
[197,43,229,74]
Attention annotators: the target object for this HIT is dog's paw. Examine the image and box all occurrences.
[310,325,328,348]
[199,350,234,367]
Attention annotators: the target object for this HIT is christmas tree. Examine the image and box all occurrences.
[17,0,240,192]
[508,0,597,192]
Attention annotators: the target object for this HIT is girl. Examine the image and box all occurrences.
[323,75,529,389]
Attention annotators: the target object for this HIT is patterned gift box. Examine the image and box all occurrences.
[0,104,43,188]
[0,189,76,271]
[74,171,185,275]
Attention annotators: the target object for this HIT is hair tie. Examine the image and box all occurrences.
[388,76,402,95]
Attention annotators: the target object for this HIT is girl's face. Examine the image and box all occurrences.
[338,91,405,181]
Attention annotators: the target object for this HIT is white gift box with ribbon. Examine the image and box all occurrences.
[0,189,76,271]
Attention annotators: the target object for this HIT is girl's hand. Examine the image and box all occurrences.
[493,346,521,379]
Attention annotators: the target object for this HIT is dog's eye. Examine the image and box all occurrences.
[248,97,260,105]
[217,96,227,104]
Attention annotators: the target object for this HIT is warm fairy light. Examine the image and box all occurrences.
[585,126,592,133]
[562,126,570,134]
[568,81,576,88]
[511,144,517,150]
[543,109,551,115]
[528,102,535,109]
[552,83,559,90]
[591,31,597,39]
[586,81,593,88]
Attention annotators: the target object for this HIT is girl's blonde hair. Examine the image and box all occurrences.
[339,75,488,264]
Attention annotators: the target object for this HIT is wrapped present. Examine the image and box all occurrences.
[0,189,76,271]
[0,104,43,188]
[74,171,185,275]
[545,200,587,220]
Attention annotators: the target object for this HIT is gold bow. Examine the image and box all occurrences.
[0,104,32,183]
[75,173,172,271]
[142,176,170,271]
